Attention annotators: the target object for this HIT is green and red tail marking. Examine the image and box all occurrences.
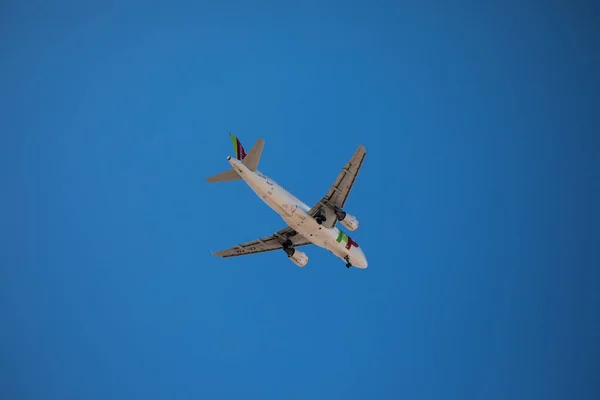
[230,133,247,160]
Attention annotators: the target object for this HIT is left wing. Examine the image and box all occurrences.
[212,226,312,258]
[307,144,366,229]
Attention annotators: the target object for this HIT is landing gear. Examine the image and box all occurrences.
[344,255,352,269]
[315,214,327,225]
[282,239,295,257]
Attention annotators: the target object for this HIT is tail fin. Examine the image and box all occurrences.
[229,133,264,170]
[206,133,264,183]
[230,133,247,160]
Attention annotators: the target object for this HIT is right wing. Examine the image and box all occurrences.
[212,226,312,258]
[307,144,366,229]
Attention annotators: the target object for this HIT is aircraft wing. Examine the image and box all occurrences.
[212,226,312,258]
[308,144,366,229]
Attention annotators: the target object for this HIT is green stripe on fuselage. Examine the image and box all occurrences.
[336,230,348,244]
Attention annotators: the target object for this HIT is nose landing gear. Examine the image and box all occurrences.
[344,255,352,268]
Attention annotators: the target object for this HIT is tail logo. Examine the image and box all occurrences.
[230,133,247,160]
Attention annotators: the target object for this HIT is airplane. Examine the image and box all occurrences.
[206,133,368,269]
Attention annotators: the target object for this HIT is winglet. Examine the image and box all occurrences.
[230,133,247,160]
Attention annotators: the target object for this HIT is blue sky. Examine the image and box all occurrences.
[1,1,598,399]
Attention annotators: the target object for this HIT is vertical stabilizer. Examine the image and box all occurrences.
[230,133,247,160]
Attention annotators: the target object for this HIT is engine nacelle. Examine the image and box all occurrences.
[337,211,359,231]
[286,248,308,267]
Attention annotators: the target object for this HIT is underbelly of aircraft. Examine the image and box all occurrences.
[282,212,347,259]
[248,178,347,260]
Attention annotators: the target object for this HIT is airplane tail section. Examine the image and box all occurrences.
[229,132,264,170]
[206,133,264,183]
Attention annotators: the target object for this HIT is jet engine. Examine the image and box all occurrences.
[335,210,359,231]
[284,247,308,267]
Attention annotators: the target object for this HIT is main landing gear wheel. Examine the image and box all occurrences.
[346,263,352,268]
[315,215,327,225]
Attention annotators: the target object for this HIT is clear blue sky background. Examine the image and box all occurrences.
[1,1,599,399]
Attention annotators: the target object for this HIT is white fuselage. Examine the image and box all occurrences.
[228,157,368,268]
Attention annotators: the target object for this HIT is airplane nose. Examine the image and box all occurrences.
[355,250,368,269]
[359,257,368,269]
[227,156,231,160]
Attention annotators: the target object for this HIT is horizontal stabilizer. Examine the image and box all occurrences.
[242,138,264,171]
[206,168,241,183]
